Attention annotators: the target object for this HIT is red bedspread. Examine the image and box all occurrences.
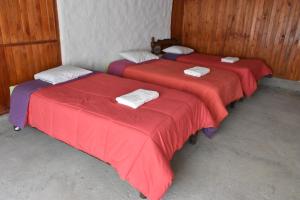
[28,73,215,200]
[122,59,244,125]
[177,53,272,96]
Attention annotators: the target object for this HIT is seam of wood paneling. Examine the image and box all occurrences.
[0,39,58,47]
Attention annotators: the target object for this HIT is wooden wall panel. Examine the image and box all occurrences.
[0,0,61,114]
[171,0,300,81]
[0,0,57,45]
[4,42,61,85]
[171,0,184,40]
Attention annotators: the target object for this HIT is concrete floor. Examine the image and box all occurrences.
[0,86,300,200]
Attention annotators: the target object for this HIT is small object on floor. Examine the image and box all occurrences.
[13,126,21,131]
[266,74,273,78]
[139,192,147,199]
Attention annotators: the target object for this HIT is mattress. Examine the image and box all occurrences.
[27,73,215,200]
[108,59,244,125]
[174,53,273,96]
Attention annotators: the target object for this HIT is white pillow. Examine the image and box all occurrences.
[120,50,159,63]
[163,45,194,55]
[34,65,92,85]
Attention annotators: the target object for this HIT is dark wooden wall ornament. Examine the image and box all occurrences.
[171,0,300,81]
[151,37,180,55]
[0,0,62,114]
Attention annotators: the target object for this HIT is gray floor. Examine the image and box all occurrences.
[0,86,300,200]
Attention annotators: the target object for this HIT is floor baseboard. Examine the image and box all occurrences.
[260,77,300,93]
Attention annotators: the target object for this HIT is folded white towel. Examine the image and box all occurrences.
[116,89,159,109]
[184,66,210,77]
[221,57,240,63]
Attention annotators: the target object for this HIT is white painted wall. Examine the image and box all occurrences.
[57,0,173,71]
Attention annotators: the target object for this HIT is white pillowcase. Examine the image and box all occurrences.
[120,50,159,63]
[34,65,92,85]
[163,45,194,55]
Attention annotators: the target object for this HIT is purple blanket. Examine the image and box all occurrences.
[9,80,51,128]
[9,72,98,129]
[108,59,134,76]
[162,53,183,61]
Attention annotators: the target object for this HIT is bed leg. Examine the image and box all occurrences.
[13,126,21,132]
[139,192,147,199]
[189,133,198,145]
[230,101,236,109]
[266,74,273,78]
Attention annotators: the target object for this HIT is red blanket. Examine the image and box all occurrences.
[28,73,215,200]
[177,53,272,96]
[122,59,244,125]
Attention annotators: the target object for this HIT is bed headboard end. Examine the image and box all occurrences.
[151,37,180,55]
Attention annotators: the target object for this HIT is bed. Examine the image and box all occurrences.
[151,38,273,97]
[9,73,216,200]
[108,59,244,126]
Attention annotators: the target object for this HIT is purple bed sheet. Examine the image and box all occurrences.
[162,53,183,61]
[108,59,134,76]
[9,80,51,128]
[108,59,218,138]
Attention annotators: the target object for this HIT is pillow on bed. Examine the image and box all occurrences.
[163,45,194,55]
[34,65,92,85]
[120,50,159,63]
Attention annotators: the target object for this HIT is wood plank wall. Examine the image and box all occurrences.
[0,0,61,114]
[171,0,300,81]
